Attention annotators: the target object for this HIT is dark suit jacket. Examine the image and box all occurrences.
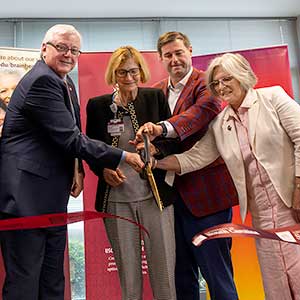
[0,60,122,216]
[154,68,239,217]
[86,87,178,211]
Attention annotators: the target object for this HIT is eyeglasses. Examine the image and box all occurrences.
[46,42,81,56]
[209,76,234,90]
[115,68,140,78]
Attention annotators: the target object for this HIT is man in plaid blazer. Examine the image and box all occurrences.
[136,32,239,300]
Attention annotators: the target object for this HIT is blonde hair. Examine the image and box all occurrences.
[206,53,257,96]
[105,46,150,85]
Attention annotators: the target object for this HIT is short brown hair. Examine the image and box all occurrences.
[157,31,191,56]
[105,46,150,85]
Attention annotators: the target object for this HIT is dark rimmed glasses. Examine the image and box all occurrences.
[115,68,140,78]
[46,42,81,56]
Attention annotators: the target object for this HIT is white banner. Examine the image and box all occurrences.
[0,47,39,136]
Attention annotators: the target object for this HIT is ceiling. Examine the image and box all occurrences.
[1,0,300,19]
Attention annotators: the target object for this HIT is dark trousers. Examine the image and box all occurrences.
[174,196,238,300]
[0,214,67,300]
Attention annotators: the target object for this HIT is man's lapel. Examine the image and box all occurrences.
[66,77,81,129]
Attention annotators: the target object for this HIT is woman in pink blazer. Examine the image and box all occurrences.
[156,53,300,300]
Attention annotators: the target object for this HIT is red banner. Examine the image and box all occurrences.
[79,45,292,300]
[192,45,293,96]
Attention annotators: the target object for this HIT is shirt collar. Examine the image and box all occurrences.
[225,88,255,121]
[167,67,193,90]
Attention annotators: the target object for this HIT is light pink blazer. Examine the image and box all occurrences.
[176,86,300,222]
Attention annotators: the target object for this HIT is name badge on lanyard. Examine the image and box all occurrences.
[107,118,125,136]
[108,92,125,136]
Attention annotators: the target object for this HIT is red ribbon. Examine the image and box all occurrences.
[0,211,149,236]
[192,223,300,247]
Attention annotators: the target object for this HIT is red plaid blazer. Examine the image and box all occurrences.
[154,68,239,217]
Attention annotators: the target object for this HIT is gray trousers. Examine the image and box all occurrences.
[105,198,176,300]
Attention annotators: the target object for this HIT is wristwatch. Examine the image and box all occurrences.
[158,122,167,137]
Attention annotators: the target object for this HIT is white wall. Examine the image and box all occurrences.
[0,17,299,100]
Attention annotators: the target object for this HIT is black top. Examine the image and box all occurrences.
[86,87,178,211]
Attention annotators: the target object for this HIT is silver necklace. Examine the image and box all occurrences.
[115,92,130,112]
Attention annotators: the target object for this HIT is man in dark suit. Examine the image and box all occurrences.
[135,32,239,300]
[0,24,143,300]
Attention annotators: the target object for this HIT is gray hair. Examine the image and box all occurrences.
[206,53,257,96]
[41,24,82,47]
[0,68,24,81]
